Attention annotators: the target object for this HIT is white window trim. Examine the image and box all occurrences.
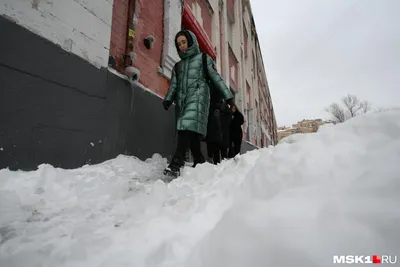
[160,0,182,79]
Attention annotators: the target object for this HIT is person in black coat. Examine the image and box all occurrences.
[205,96,232,164]
[217,101,232,160]
[228,105,244,158]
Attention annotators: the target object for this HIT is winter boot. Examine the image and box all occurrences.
[163,165,180,179]
[192,158,205,168]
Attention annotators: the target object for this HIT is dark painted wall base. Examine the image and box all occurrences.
[0,16,177,171]
[241,141,259,154]
[0,15,257,171]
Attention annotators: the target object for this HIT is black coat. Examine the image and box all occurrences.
[205,100,232,148]
[219,103,232,148]
[230,109,244,142]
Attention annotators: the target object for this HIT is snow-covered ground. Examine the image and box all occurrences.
[1,110,400,267]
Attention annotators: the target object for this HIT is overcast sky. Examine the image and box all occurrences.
[251,0,399,126]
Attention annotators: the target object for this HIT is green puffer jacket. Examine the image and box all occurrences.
[165,30,233,137]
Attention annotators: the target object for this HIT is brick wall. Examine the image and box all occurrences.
[109,0,129,73]
[133,0,169,96]
[109,0,169,97]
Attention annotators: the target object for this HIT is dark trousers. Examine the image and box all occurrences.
[229,140,242,158]
[207,142,228,164]
[169,130,205,170]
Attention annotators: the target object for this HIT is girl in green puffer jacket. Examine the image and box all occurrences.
[162,30,234,177]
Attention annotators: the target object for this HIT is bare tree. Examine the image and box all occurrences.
[325,103,346,123]
[342,94,360,118]
[360,100,371,113]
[326,94,371,123]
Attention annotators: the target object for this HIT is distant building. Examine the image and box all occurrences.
[277,119,335,142]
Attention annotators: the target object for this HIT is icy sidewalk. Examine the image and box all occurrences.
[1,110,400,267]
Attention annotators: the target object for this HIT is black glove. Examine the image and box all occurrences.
[163,100,172,110]
[226,98,235,108]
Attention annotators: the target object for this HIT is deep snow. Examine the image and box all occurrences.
[1,110,400,267]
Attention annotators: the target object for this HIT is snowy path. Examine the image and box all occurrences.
[1,111,400,267]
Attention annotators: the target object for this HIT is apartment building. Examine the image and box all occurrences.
[0,0,277,170]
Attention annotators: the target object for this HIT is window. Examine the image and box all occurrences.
[246,81,251,142]
[228,46,238,90]
[246,102,250,142]
[191,2,203,27]
[243,23,248,58]
[227,20,233,45]
[252,51,256,78]
[227,0,235,22]
[230,65,236,84]
[182,3,216,60]
[246,81,251,105]
[256,100,259,122]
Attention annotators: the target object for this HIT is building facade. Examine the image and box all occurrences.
[107,0,277,146]
[0,0,276,170]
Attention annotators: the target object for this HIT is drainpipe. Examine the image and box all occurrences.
[124,0,137,66]
[123,0,140,81]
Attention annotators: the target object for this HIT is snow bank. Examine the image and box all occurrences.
[1,110,399,267]
[183,111,400,267]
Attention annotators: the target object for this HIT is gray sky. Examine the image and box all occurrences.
[251,0,400,126]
